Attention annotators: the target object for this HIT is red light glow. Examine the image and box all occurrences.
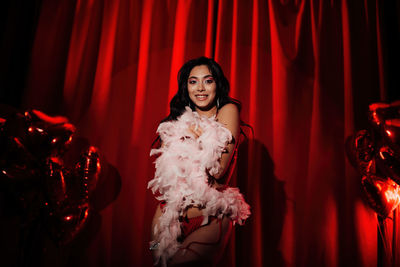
[372,112,380,125]
[60,171,66,194]
[375,183,382,191]
[384,189,400,204]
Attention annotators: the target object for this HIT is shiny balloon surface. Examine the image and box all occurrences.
[346,101,400,218]
[0,108,102,245]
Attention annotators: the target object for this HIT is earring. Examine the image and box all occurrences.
[217,98,220,108]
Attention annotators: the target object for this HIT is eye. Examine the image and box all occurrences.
[188,80,196,84]
[205,79,214,84]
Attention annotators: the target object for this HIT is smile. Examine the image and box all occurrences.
[195,95,208,100]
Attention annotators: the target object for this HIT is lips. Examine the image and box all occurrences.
[195,94,208,101]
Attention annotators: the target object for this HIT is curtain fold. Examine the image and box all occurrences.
[9,0,398,266]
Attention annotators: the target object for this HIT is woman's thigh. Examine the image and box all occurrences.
[151,205,233,266]
[169,216,232,266]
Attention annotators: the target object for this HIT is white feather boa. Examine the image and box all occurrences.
[148,107,251,265]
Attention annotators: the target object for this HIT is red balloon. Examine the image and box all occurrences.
[1,109,99,246]
[29,109,69,125]
[44,147,100,245]
[23,110,75,158]
[348,102,400,218]
[362,174,400,218]
[0,137,39,182]
[353,130,375,174]
[0,165,38,182]
[45,159,92,245]
[383,119,400,153]
[75,146,101,198]
[376,146,400,185]
[368,102,400,129]
[47,200,90,245]
[45,161,96,245]
[369,103,391,127]
[45,159,68,204]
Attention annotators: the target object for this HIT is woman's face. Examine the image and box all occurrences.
[187,65,217,111]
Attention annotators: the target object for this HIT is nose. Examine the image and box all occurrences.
[197,82,205,91]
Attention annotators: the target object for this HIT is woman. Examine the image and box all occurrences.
[149,57,250,266]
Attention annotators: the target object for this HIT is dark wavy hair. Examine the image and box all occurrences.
[153,57,252,147]
[162,57,241,122]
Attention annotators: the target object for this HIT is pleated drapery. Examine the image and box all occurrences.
[2,0,399,266]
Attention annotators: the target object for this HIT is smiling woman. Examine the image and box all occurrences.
[187,65,217,113]
[148,57,250,266]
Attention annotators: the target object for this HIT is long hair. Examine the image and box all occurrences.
[162,57,241,122]
[152,57,251,148]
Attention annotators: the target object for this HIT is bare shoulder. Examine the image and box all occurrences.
[217,103,239,137]
[217,103,239,121]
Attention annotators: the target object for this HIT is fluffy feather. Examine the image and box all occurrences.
[148,107,251,265]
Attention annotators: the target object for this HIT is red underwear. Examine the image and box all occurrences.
[159,201,214,238]
[159,201,224,258]
[181,215,207,238]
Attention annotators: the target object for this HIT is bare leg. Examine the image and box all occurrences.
[151,204,163,262]
[151,205,233,266]
[169,215,232,266]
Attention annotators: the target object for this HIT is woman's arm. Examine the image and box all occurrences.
[213,103,239,180]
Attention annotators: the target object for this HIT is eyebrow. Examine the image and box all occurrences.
[188,74,214,79]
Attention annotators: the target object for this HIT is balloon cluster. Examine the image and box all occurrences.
[346,101,400,218]
[0,108,101,245]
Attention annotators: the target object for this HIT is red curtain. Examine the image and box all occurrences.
[21,0,399,266]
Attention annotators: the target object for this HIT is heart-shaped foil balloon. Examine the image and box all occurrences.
[0,136,40,185]
[368,101,400,129]
[0,108,101,246]
[353,130,375,174]
[45,159,92,245]
[376,145,400,185]
[45,159,68,204]
[382,119,400,154]
[74,146,101,198]
[369,103,391,128]
[23,109,75,159]
[362,174,400,218]
[46,200,90,245]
